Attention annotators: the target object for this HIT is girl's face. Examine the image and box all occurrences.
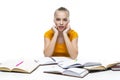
[54,11,69,32]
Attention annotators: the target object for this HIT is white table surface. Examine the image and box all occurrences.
[0,65,120,80]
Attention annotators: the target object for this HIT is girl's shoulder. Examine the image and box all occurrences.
[68,29,78,40]
[44,29,54,39]
[45,29,54,34]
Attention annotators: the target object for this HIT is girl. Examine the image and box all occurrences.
[44,7,78,59]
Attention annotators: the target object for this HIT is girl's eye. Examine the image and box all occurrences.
[63,18,67,21]
[56,18,60,21]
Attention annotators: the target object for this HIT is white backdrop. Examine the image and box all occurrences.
[0,0,120,62]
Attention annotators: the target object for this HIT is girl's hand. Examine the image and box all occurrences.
[52,26,58,34]
[63,25,71,34]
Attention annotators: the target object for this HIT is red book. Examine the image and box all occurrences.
[111,64,120,71]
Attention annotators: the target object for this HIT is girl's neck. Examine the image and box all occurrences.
[57,31,64,44]
[58,32,63,36]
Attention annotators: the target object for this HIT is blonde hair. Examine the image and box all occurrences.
[54,7,70,17]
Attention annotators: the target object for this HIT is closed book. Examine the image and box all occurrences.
[111,64,120,71]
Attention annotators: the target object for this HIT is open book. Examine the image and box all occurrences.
[58,60,102,69]
[51,57,73,63]
[43,65,89,78]
[36,57,73,65]
[35,57,57,65]
[0,59,40,73]
[84,61,120,72]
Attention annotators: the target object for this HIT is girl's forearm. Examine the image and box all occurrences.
[44,33,58,57]
[63,33,78,59]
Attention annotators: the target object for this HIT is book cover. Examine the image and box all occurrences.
[111,64,120,71]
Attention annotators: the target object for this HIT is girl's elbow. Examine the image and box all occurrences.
[43,50,52,57]
[71,51,78,60]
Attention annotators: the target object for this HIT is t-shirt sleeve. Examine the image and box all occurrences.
[68,30,78,41]
[44,30,54,39]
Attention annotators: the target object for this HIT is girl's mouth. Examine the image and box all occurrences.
[58,26,64,29]
[57,26,66,31]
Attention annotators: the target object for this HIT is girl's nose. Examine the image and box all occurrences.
[60,20,63,25]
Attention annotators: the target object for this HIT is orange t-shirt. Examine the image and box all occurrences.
[44,29,78,57]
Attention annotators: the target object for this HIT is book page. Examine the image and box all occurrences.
[0,59,23,71]
[57,58,101,69]
[63,68,89,78]
[100,60,120,68]
[58,60,82,69]
[43,65,65,74]
[74,58,102,67]
[52,57,73,63]
[35,57,56,65]
[66,68,88,74]
[84,65,106,71]
[84,60,120,71]
[12,59,40,73]
[83,62,102,67]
